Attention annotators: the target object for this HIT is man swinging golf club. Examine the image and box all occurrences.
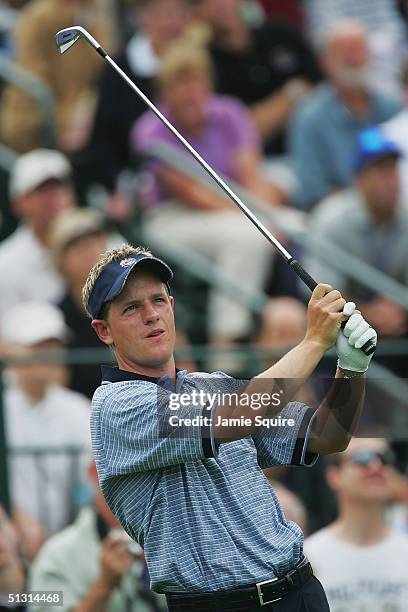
[83,244,377,611]
[61,24,377,610]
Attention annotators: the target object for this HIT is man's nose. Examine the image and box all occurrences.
[142,302,160,322]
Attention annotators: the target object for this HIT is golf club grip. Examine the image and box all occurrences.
[287,259,376,356]
[288,259,318,292]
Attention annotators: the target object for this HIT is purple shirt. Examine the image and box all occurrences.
[131,95,259,205]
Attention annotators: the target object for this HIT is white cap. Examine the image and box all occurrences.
[9,149,72,200]
[1,302,70,346]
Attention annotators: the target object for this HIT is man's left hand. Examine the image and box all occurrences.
[337,312,377,372]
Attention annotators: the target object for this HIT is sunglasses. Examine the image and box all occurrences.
[345,449,396,467]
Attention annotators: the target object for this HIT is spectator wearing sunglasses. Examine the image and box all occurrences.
[304,437,408,612]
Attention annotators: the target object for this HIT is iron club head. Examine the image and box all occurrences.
[55,26,102,55]
[55,27,83,54]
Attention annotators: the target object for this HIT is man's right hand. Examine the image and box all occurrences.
[304,284,346,351]
[99,535,134,591]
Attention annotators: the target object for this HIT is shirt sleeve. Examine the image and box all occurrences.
[96,382,215,476]
[252,401,319,468]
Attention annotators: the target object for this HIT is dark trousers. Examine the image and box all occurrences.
[166,577,330,612]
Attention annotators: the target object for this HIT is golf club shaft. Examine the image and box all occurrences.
[57,30,375,356]
[103,53,319,288]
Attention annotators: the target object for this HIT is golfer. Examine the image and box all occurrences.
[84,244,377,611]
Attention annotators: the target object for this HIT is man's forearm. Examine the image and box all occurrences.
[213,338,326,443]
[308,368,365,454]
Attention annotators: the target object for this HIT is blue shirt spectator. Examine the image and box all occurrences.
[289,83,400,210]
[288,20,400,210]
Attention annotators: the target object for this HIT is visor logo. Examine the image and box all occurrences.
[120,258,137,268]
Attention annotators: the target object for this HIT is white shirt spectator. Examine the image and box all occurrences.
[0,225,65,323]
[4,378,90,534]
[304,527,408,611]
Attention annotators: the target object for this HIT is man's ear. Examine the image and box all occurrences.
[169,295,174,310]
[91,319,114,346]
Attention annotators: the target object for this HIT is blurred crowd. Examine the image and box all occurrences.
[0,1,408,611]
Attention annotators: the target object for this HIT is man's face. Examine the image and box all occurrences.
[94,270,176,373]
[15,179,76,236]
[324,32,370,88]
[142,0,190,51]
[328,438,395,504]
[357,156,400,220]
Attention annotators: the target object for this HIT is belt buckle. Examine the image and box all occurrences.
[256,577,282,607]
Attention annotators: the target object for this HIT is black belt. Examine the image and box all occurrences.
[166,557,313,609]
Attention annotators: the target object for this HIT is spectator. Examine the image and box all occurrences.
[304,437,408,611]
[132,43,278,347]
[304,0,407,102]
[49,209,110,399]
[88,0,193,219]
[194,0,321,162]
[0,0,112,154]
[0,149,75,323]
[0,506,25,610]
[382,57,408,200]
[303,128,408,357]
[289,20,400,210]
[29,463,166,612]
[1,302,91,560]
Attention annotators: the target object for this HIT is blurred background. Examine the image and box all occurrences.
[0,1,408,610]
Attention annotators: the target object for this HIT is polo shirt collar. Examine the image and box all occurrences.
[101,365,184,386]
[101,365,159,384]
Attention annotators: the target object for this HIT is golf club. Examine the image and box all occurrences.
[55,26,376,356]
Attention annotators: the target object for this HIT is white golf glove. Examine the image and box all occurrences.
[336,313,377,373]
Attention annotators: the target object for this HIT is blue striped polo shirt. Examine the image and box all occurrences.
[90,366,318,594]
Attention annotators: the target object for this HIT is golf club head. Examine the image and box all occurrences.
[55,27,84,54]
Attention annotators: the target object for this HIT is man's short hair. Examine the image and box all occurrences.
[317,18,368,54]
[82,244,153,318]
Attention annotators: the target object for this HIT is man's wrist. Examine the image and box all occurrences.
[301,337,330,357]
[337,365,366,378]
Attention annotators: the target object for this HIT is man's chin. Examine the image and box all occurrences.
[142,347,174,368]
